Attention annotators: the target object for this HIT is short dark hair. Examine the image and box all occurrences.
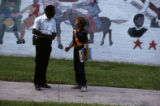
[133,14,144,23]
[44,5,55,13]
[76,16,87,28]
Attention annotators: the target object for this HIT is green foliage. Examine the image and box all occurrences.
[0,100,110,106]
[0,56,160,90]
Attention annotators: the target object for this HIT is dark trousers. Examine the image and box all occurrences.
[74,48,87,86]
[34,45,51,86]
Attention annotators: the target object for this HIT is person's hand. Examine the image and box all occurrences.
[51,33,56,40]
[84,55,89,61]
[65,47,70,52]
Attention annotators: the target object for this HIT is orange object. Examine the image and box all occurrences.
[74,30,83,47]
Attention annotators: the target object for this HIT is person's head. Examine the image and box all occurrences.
[75,16,87,29]
[157,8,160,20]
[133,14,145,28]
[44,5,55,20]
[8,0,16,7]
[33,0,39,4]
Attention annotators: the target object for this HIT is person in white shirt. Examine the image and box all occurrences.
[32,5,56,91]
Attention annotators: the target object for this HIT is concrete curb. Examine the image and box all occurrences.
[0,81,160,105]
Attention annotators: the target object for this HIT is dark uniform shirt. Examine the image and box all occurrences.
[73,28,88,49]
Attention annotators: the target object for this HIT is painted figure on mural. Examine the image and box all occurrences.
[73,0,101,32]
[150,7,160,28]
[124,0,159,19]
[0,0,7,10]
[124,0,160,28]
[53,1,64,49]
[0,0,23,44]
[128,14,147,38]
[124,0,150,13]
[20,0,40,43]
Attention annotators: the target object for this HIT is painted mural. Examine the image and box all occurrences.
[0,0,160,65]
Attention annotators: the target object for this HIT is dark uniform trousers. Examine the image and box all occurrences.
[34,40,52,86]
[74,47,86,86]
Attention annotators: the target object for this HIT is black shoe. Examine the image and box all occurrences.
[17,39,25,44]
[41,84,51,88]
[17,40,22,44]
[35,85,41,91]
[21,39,25,44]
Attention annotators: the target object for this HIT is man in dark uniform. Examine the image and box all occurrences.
[32,5,56,90]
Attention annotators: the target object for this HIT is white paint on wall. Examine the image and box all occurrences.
[0,0,160,66]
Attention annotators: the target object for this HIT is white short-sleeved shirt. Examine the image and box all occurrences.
[33,14,56,35]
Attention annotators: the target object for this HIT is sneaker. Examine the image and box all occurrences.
[35,85,41,91]
[41,84,51,88]
[72,85,81,89]
[81,86,87,92]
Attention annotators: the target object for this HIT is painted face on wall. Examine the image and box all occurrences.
[134,16,144,28]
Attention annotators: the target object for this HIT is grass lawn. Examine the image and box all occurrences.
[0,55,160,90]
[0,100,109,106]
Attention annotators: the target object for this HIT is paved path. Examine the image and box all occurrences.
[0,81,160,106]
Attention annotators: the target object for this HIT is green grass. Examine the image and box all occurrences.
[0,100,111,106]
[0,55,160,90]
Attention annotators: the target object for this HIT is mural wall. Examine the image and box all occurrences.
[0,0,160,66]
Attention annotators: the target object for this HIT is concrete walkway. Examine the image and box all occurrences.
[0,81,160,106]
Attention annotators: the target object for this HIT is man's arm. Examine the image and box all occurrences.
[32,29,52,39]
